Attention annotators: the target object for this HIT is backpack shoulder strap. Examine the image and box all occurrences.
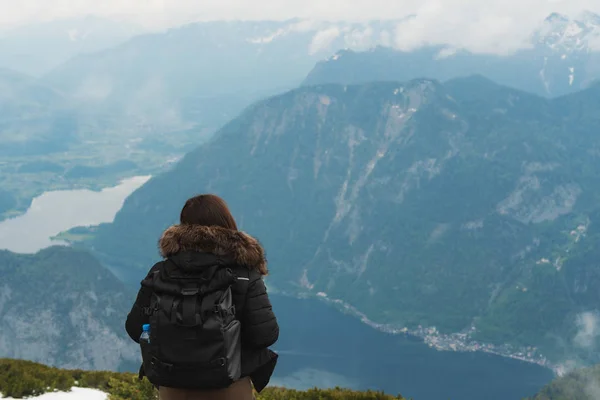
[230,266,253,314]
[140,261,163,289]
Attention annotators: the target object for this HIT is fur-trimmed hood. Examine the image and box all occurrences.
[159,224,268,275]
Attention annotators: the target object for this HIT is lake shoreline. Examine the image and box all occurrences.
[0,175,151,254]
[0,174,155,224]
[270,293,554,400]
[269,287,559,375]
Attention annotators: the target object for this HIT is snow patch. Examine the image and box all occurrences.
[569,66,575,86]
[564,22,584,38]
[247,28,287,44]
[0,388,107,400]
[435,47,458,59]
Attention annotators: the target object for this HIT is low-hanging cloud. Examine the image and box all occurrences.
[393,0,600,54]
[1,0,600,55]
[309,27,341,55]
[574,311,600,350]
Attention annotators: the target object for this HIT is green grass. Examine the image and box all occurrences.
[0,359,408,400]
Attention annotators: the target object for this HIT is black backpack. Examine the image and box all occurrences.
[138,259,242,389]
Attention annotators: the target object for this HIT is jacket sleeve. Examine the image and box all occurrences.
[125,264,160,343]
[241,272,279,349]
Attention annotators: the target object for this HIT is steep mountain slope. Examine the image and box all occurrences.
[0,247,138,371]
[91,76,600,364]
[303,13,600,97]
[0,16,142,76]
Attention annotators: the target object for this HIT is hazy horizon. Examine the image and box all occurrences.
[1,1,600,55]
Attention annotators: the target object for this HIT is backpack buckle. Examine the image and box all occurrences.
[181,288,199,296]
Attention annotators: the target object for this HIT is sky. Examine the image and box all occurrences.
[0,0,599,54]
[1,0,599,29]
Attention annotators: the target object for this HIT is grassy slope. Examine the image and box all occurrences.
[0,359,408,400]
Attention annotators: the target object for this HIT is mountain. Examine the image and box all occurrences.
[0,16,142,77]
[303,12,600,98]
[0,246,138,371]
[0,358,407,399]
[0,190,16,216]
[89,76,600,365]
[39,20,400,134]
[527,364,600,400]
[0,68,76,156]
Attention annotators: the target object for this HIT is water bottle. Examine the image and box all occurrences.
[140,324,150,344]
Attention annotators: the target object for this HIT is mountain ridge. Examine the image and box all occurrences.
[35,12,599,137]
[303,12,600,98]
[0,16,142,76]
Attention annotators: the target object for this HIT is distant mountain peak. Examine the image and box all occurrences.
[579,10,600,25]
[536,11,600,53]
[545,12,569,24]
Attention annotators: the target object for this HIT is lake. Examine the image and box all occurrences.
[269,294,554,400]
[0,176,151,253]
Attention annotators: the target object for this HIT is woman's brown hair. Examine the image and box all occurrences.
[180,194,238,230]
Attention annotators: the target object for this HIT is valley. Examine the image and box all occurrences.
[0,8,599,400]
[0,146,168,221]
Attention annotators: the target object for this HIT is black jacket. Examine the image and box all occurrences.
[125,224,279,392]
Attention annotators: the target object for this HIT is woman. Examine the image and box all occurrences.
[125,194,279,400]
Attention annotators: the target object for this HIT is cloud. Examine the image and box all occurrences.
[309,27,341,55]
[391,0,600,55]
[342,26,375,50]
[2,0,600,28]
[574,311,600,350]
[1,0,600,55]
